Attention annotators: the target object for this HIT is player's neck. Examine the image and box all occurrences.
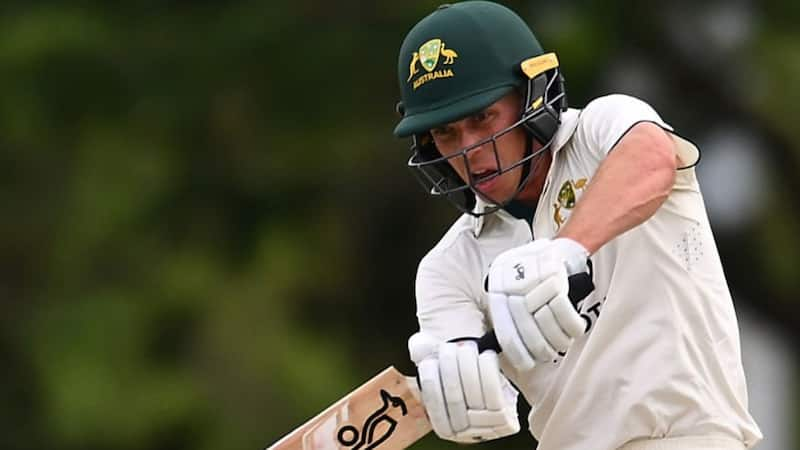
[514,148,552,208]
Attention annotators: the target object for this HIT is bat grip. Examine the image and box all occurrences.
[476,271,594,354]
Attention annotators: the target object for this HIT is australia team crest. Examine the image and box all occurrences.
[407,38,458,90]
[553,178,588,230]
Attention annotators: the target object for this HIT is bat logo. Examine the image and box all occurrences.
[336,389,408,449]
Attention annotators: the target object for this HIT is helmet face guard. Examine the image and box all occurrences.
[406,54,567,217]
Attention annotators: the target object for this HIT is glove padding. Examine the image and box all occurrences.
[408,332,520,443]
[487,238,590,372]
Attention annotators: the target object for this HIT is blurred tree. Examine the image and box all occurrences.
[0,1,797,450]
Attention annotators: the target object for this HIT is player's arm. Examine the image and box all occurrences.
[484,96,687,371]
[557,121,677,254]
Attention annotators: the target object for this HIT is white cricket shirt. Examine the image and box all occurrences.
[413,94,762,450]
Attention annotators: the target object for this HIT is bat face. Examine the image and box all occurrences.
[268,367,432,450]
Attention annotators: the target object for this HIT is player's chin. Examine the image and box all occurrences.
[474,172,518,204]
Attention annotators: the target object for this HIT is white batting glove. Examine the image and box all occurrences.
[487,238,590,372]
[408,332,520,443]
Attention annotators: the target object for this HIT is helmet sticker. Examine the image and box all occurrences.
[408,38,458,90]
[520,52,559,79]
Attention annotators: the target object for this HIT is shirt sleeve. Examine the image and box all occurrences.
[414,253,487,342]
[577,94,675,158]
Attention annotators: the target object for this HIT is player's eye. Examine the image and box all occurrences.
[471,109,495,126]
[431,126,453,139]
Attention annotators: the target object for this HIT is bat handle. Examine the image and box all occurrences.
[477,330,502,353]
[476,271,594,354]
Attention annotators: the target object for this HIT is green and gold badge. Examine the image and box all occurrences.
[407,38,458,90]
[553,178,588,229]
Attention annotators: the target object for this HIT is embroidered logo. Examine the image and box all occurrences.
[407,38,458,90]
[553,178,588,230]
[513,263,525,280]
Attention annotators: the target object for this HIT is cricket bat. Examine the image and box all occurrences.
[266,334,501,450]
[266,366,431,450]
[266,273,593,450]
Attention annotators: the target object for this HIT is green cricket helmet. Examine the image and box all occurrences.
[394,1,567,216]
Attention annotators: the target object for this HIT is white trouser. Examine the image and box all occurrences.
[618,436,746,450]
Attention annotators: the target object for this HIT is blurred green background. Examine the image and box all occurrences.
[2,1,798,449]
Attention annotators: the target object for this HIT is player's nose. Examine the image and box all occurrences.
[463,133,494,169]
[460,127,487,149]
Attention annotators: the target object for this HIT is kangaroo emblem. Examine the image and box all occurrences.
[337,389,408,450]
[407,52,420,81]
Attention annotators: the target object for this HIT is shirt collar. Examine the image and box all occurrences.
[471,108,581,237]
[550,107,580,157]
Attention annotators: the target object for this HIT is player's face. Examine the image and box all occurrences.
[429,92,528,203]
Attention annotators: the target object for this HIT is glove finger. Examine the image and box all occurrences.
[508,295,557,362]
[534,305,571,353]
[492,407,521,435]
[439,343,469,432]
[417,358,455,438]
[467,409,515,427]
[458,408,520,440]
[523,271,568,313]
[488,293,536,372]
[455,341,484,410]
[549,294,588,338]
[477,350,505,410]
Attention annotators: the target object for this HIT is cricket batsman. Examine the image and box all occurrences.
[393,2,763,449]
